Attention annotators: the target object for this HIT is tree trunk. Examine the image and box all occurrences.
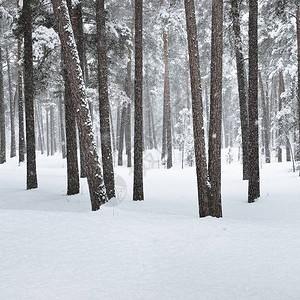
[46,107,50,156]
[297,5,300,163]
[231,0,250,179]
[52,0,108,210]
[17,22,25,164]
[66,0,87,178]
[23,0,38,189]
[0,46,5,164]
[184,0,210,217]
[125,44,132,167]
[133,0,144,201]
[59,92,66,159]
[6,47,16,158]
[248,0,260,203]
[208,0,223,218]
[96,0,115,199]
[161,0,172,169]
[258,71,271,163]
[118,105,126,166]
[278,71,284,162]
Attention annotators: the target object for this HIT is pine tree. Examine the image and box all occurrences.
[51,0,108,210]
[23,0,38,189]
[96,0,116,199]
[208,0,223,217]
[133,0,144,201]
[248,0,260,203]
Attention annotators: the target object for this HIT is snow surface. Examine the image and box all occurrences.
[1,153,300,299]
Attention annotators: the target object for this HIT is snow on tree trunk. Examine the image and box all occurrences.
[248,0,260,203]
[96,0,116,199]
[0,45,5,164]
[51,0,107,210]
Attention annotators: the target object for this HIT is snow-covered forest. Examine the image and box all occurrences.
[1,0,300,299]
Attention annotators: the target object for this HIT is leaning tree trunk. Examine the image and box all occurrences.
[184,0,210,217]
[231,0,250,179]
[96,0,115,199]
[248,0,260,203]
[67,0,87,178]
[0,46,5,164]
[51,0,108,210]
[133,0,144,201]
[23,0,38,189]
[208,0,223,218]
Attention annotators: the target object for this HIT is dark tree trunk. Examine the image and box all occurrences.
[64,70,80,195]
[184,0,210,217]
[17,31,25,164]
[34,101,44,155]
[0,46,5,164]
[67,0,87,178]
[248,0,260,203]
[258,71,271,163]
[6,47,16,158]
[231,0,250,179]
[96,0,115,199]
[208,0,223,218]
[23,0,38,189]
[133,0,144,201]
[52,0,108,210]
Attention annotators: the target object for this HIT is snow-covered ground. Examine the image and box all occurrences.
[1,152,300,299]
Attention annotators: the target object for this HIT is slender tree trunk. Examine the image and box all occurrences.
[118,105,126,166]
[96,0,115,199]
[17,25,25,164]
[184,0,210,217]
[52,0,108,210]
[59,92,66,158]
[0,46,5,164]
[208,0,223,218]
[297,6,300,164]
[161,0,172,168]
[133,0,144,201]
[6,47,16,158]
[35,100,44,155]
[50,105,55,156]
[248,0,260,203]
[278,71,284,162]
[125,44,132,167]
[23,0,38,189]
[258,71,271,163]
[46,107,50,156]
[231,0,250,179]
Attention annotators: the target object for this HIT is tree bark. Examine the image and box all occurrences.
[52,0,108,210]
[184,0,210,217]
[6,47,16,158]
[96,0,116,199]
[258,71,271,163]
[277,71,284,162]
[231,0,250,179]
[208,0,223,218]
[133,0,144,201]
[0,46,5,164]
[248,0,260,203]
[23,0,38,189]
